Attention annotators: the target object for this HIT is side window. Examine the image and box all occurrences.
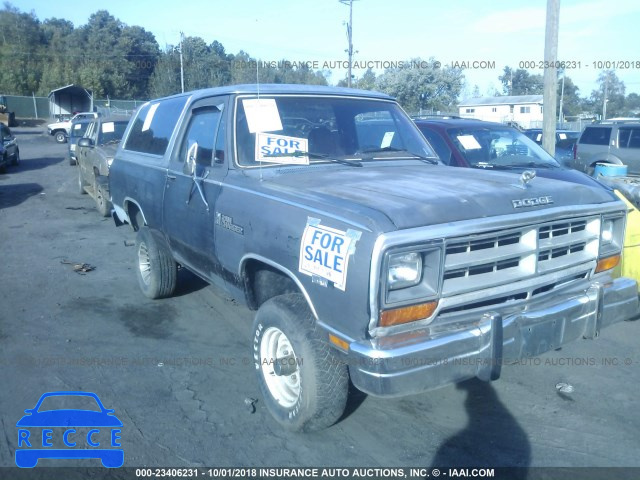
[124,97,188,156]
[629,128,640,149]
[618,128,631,148]
[214,118,226,163]
[579,127,611,146]
[179,105,223,166]
[84,122,95,140]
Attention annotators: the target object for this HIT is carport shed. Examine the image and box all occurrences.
[48,85,94,119]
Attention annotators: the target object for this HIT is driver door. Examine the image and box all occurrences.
[162,97,227,280]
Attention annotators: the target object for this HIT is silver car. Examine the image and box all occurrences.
[572,121,640,175]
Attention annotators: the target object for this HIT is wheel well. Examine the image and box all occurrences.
[126,202,146,231]
[243,260,300,311]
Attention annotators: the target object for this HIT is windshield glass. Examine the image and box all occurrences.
[447,126,559,169]
[235,96,436,167]
[70,122,90,139]
[97,120,129,145]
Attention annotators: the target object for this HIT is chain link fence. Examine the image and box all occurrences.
[3,95,146,120]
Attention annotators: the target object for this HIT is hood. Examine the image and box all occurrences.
[258,163,617,231]
[47,120,70,129]
[479,165,615,193]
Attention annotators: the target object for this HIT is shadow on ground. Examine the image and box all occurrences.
[0,182,44,209]
[430,379,531,474]
[13,156,64,173]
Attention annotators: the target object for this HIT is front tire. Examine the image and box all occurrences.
[253,294,349,432]
[54,131,67,143]
[135,227,177,299]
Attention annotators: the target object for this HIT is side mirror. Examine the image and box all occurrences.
[77,138,94,148]
[184,142,198,176]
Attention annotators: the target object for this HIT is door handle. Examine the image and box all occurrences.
[167,174,177,180]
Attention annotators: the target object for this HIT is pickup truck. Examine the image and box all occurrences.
[109,84,639,432]
[47,112,99,143]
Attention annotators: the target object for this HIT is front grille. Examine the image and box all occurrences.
[441,216,600,297]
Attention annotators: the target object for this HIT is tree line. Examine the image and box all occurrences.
[0,3,464,113]
[1,3,637,119]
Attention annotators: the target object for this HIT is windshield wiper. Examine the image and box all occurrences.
[358,146,439,164]
[474,162,558,170]
[262,150,362,167]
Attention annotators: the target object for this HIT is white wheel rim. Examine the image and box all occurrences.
[137,242,151,285]
[260,327,300,408]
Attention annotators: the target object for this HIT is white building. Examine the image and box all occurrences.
[458,95,544,129]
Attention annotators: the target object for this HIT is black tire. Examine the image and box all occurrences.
[11,149,19,166]
[77,166,87,194]
[135,227,177,299]
[95,182,112,217]
[0,154,6,173]
[252,293,349,432]
[55,131,67,143]
[69,156,76,166]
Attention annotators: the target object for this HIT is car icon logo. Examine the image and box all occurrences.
[15,391,123,468]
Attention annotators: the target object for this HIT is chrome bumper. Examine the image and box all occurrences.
[349,276,639,397]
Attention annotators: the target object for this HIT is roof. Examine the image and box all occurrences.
[458,95,543,107]
[414,118,506,129]
[152,84,394,103]
[48,84,93,98]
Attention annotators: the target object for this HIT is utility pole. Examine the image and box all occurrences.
[602,76,608,120]
[340,0,357,87]
[542,0,560,156]
[558,72,565,126]
[179,31,185,93]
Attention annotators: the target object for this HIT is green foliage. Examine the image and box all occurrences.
[499,67,543,95]
[590,70,626,118]
[374,58,463,113]
[0,3,328,100]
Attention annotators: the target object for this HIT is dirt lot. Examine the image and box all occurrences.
[1,128,639,477]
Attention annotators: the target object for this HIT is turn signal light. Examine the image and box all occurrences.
[379,301,438,327]
[329,334,350,351]
[595,255,620,273]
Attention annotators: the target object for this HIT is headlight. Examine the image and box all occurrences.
[380,245,443,328]
[107,158,114,168]
[387,252,422,290]
[383,245,442,306]
[595,213,625,273]
[601,219,614,244]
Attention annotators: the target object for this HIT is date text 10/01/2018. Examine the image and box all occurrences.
[518,60,640,69]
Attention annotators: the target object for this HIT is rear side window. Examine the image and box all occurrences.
[618,127,640,149]
[579,127,611,146]
[124,97,188,155]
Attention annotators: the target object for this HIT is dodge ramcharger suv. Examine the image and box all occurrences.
[108,84,639,432]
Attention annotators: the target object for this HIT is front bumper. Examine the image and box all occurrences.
[349,276,639,397]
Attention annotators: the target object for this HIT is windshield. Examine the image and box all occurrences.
[234,96,436,167]
[97,120,129,145]
[70,122,90,138]
[447,126,559,169]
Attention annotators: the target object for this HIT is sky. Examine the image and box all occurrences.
[13,0,640,98]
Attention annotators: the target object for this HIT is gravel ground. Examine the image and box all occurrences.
[1,128,639,479]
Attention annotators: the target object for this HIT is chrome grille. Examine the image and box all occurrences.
[442,215,600,297]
